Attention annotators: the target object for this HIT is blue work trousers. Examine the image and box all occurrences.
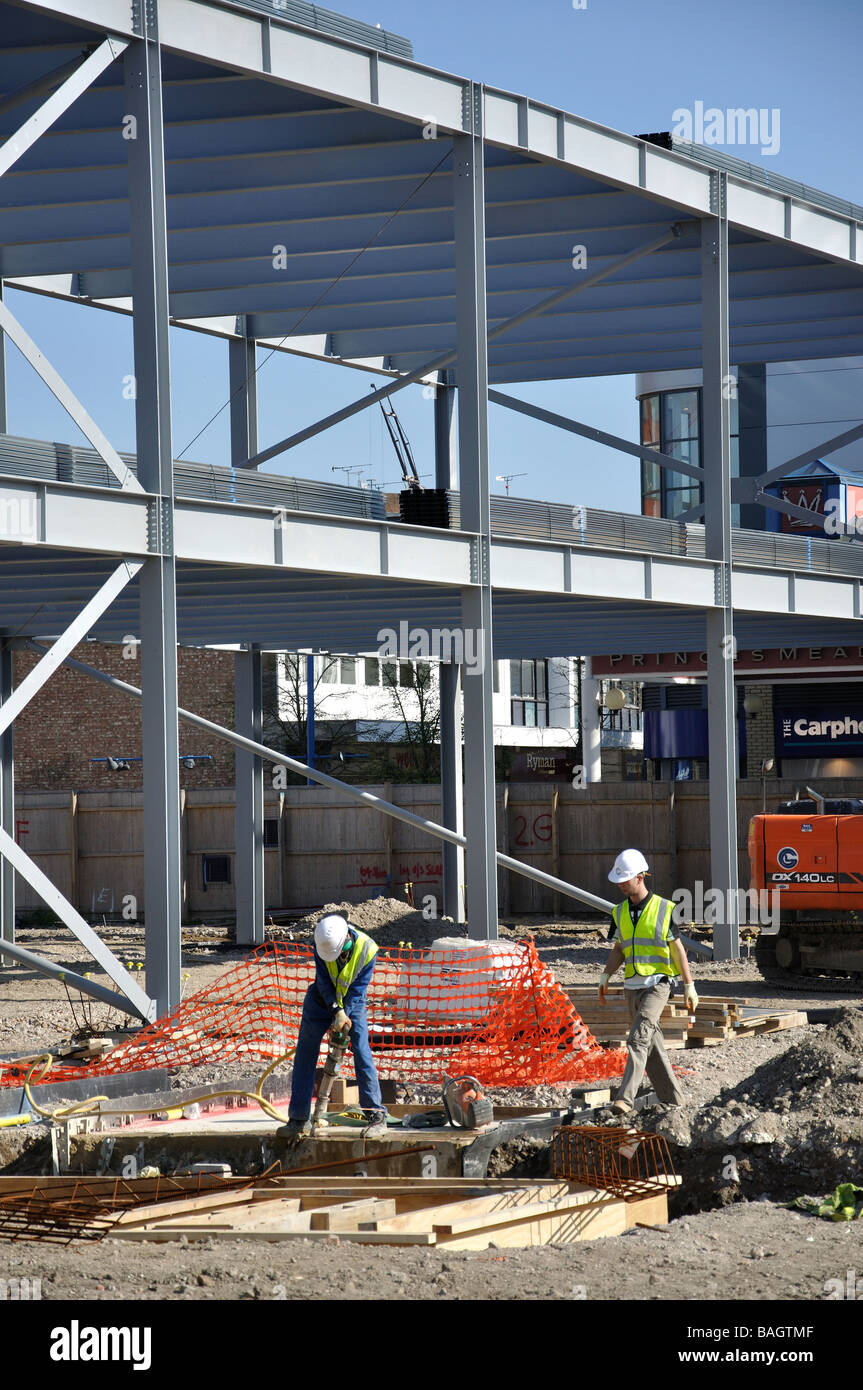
[289,984,383,1121]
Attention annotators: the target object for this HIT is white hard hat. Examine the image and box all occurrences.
[314,914,351,961]
[608,849,650,884]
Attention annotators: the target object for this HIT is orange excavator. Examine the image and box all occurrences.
[749,787,863,990]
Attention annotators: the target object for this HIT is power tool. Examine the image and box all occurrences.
[310,1020,351,1137]
[441,1074,494,1129]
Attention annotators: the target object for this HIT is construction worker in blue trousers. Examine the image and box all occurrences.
[280,914,388,1142]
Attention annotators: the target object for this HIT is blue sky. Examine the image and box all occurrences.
[4,0,861,511]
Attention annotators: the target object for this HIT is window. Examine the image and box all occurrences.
[381,660,397,687]
[340,657,357,685]
[509,659,549,728]
[263,818,279,849]
[364,657,379,686]
[399,660,414,688]
[319,655,338,684]
[639,387,740,521]
[202,854,231,888]
[493,660,500,694]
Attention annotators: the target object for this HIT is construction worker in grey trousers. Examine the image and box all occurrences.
[598,848,699,1115]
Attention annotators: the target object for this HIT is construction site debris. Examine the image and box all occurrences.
[565,987,808,1048]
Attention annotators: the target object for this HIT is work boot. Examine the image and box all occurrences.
[277,1117,310,1145]
[362,1110,389,1140]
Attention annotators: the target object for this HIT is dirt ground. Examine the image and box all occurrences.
[1,909,862,1304]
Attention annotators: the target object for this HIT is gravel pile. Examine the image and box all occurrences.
[268,896,468,949]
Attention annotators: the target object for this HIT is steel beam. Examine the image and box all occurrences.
[0,825,153,1020]
[753,421,863,490]
[0,640,13,964]
[0,561,142,740]
[125,30,182,1016]
[435,371,464,922]
[0,282,7,434]
[0,935,144,1018]
[32,643,620,920]
[0,298,142,493]
[0,36,128,179]
[702,185,739,961]
[580,656,602,784]
[234,646,265,945]
[488,390,704,483]
[239,224,679,469]
[454,97,499,942]
[230,333,265,945]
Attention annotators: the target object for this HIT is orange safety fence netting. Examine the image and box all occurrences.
[0,939,627,1089]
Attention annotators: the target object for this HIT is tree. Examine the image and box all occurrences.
[362,659,442,782]
[262,653,361,784]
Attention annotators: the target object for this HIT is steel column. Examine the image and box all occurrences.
[234,647,265,945]
[230,333,265,946]
[580,656,602,784]
[454,95,498,942]
[125,24,182,1014]
[435,370,465,922]
[702,183,739,960]
[0,641,13,964]
[0,282,7,434]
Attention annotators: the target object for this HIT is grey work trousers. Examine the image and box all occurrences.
[615,977,683,1109]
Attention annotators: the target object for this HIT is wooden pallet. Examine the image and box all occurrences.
[566,988,807,1048]
[103,1176,674,1249]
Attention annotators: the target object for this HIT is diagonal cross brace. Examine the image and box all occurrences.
[0,299,144,494]
[32,643,616,918]
[32,642,712,958]
[0,826,153,1021]
[0,561,143,739]
[0,36,129,179]
[488,389,704,482]
[240,225,680,469]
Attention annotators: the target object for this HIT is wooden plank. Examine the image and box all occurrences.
[358,1183,572,1234]
[433,1191,618,1237]
[144,1198,306,1231]
[624,1192,668,1228]
[110,1227,438,1244]
[309,1198,397,1231]
[440,1199,627,1250]
[115,1189,261,1227]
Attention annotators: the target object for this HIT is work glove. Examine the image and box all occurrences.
[684,983,699,1014]
[598,972,610,1005]
[331,1008,351,1036]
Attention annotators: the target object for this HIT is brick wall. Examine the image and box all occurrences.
[11,642,237,790]
[744,682,778,780]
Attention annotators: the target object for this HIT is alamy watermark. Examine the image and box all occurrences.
[0,496,39,542]
[671,882,780,928]
[671,102,780,157]
[376,621,485,675]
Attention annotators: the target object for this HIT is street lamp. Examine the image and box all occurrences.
[760,757,775,813]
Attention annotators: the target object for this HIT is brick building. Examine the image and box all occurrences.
[10,641,238,790]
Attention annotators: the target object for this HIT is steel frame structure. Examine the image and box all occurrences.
[0,0,862,1015]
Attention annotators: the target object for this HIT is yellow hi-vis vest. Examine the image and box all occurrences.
[325,927,378,1007]
[612,894,678,980]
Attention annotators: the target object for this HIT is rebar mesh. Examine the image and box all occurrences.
[551,1125,677,1198]
[0,1173,265,1244]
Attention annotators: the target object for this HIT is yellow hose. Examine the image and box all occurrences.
[18,1048,298,1126]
